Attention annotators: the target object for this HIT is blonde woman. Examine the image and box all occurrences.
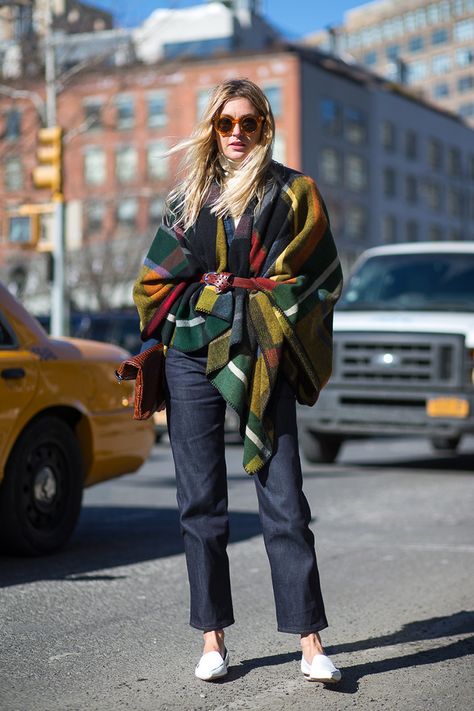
[133,79,343,683]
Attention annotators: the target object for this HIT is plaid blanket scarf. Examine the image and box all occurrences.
[133,162,343,474]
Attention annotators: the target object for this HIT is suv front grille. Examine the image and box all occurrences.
[332,332,465,387]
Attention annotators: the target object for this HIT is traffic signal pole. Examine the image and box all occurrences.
[44,0,68,337]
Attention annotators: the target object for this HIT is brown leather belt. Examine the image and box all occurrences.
[201,271,265,294]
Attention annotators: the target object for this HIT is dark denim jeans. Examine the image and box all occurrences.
[165,346,328,634]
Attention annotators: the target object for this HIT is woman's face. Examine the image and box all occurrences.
[215,97,263,162]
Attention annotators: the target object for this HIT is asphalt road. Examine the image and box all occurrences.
[1,436,474,711]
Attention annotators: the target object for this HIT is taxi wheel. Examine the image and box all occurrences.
[0,416,83,556]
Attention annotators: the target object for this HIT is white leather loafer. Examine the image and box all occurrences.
[195,648,230,681]
[301,653,342,683]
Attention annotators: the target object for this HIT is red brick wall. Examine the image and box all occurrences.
[0,50,301,265]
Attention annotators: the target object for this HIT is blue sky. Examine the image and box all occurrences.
[92,1,362,38]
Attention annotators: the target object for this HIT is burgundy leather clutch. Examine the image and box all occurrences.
[115,343,165,420]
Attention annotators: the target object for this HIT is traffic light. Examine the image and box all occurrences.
[7,214,39,246]
[32,126,63,197]
[5,203,54,248]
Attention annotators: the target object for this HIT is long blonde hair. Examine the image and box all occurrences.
[168,78,275,230]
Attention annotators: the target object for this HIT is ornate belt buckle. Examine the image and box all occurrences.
[203,272,234,293]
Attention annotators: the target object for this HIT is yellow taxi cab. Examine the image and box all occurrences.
[0,283,154,556]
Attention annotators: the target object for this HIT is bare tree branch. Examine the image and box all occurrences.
[55,46,126,92]
[0,84,45,122]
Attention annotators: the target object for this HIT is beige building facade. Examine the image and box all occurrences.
[306,0,474,126]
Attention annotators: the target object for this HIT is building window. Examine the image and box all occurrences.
[434,83,450,98]
[273,134,286,164]
[12,4,33,40]
[264,85,282,119]
[346,154,367,192]
[427,138,443,170]
[458,75,474,92]
[83,99,103,131]
[407,60,428,83]
[321,99,342,136]
[196,88,210,120]
[346,205,367,241]
[324,196,344,235]
[148,197,166,225]
[454,19,474,42]
[432,28,448,44]
[406,220,419,242]
[164,36,231,59]
[386,44,400,59]
[345,107,367,145]
[432,54,452,74]
[382,214,397,243]
[408,35,423,52]
[84,201,105,232]
[447,147,462,177]
[428,224,442,241]
[364,51,377,65]
[405,174,418,203]
[424,179,443,211]
[116,198,138,227]
[84,146,106,185]
[381,120,396,151]
[320,147,341,185]
[459,102,474,117]
[115,95,134,130]
[383,167,396,197]
[447,189,463,216]
[147,91,167,128]
[5,157,23,190]
[147,141,169,180]
[115,146,137,184]
[405,130,418,160]
[456,48,474,67]
[4,109,21,140]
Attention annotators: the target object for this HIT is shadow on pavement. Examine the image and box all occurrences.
[331,634,474,695]
[345,452,474,472]
[0,506,262,588]
[328,610,474,654]
[226,611,474,692]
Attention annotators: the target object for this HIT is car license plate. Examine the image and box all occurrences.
[426,397,469,418]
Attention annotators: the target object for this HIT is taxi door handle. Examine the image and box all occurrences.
[1,368,26,380]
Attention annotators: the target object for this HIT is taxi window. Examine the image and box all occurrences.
[0,315,15,347]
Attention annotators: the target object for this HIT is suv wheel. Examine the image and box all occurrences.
[300,432,343,464]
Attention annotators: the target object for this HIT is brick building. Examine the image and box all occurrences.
[2,45,474,312]
[0,48,299,309]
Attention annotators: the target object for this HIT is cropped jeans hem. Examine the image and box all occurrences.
[191,618,235,633]
[277,622,329,635]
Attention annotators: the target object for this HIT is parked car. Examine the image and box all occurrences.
[0,284,155,555]
[297,242,474,463]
